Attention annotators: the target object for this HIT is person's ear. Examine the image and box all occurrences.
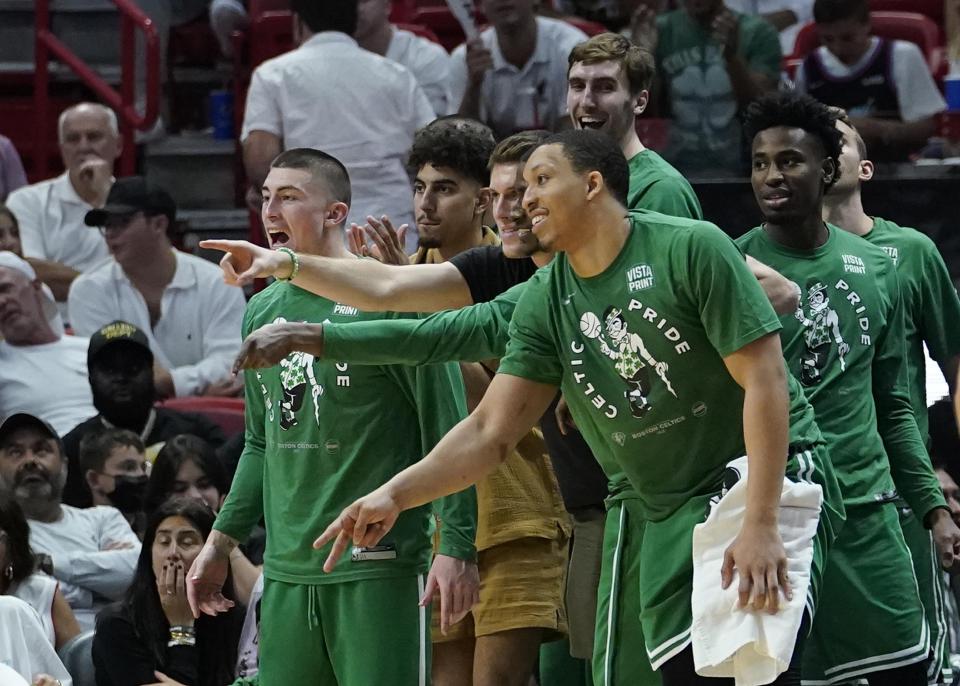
[585,170,605,201]
[85,469,103,494]
[324,201,350,227]
[822,158,837,187]
[858,159,874,183]
[634,89,649,116]
[475,187,493,216]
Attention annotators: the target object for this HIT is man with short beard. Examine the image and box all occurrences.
[0,413,140,631]
[60,321,226,508]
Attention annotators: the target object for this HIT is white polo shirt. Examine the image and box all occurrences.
[0,334,95,436]
[387,27,454,117]
[67,250,246,397]
[449,17,588,138]
[5,173,109,273]
[794,38,946,122]
[241,31,435,238]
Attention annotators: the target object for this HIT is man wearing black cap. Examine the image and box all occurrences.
[60,320,227,508]
[66,176,246,398]
[0,412,140,631]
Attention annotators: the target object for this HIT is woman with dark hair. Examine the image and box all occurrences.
[92,497,243,686]
[0,494,80,650]
[0,203,21,255]
[145,435,261,605]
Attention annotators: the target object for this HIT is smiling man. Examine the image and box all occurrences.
[187,147,478,686]
[736,92,960,685]
[67,177,245,398]
[314,129,843,686]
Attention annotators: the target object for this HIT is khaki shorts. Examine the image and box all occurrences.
[432,534,568,642]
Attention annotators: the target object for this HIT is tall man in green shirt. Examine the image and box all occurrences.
[823,111,960,686]
[736,92,960,685]
[185,148,479,685]
[313,129,844,686]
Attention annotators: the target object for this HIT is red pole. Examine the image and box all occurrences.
[34,0,51,180]
[119,12,136,176]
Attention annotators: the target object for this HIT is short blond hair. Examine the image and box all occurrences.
[567,33,655,96]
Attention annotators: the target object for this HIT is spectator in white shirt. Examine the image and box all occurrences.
[0,413,140,631]
[724,0,813,55]
[449,0,588,138]
[354,0,453,117]
[5,103,118,307]
[241,0,436,253]
[0,253,94,436]
[67,177,246,398]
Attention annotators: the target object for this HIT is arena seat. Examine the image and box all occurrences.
[869,0,943,28]
[790,11,946,80]
[160,397,246,436]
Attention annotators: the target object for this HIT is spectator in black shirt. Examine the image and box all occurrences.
[92,496,243,686]
[62,322,226,508]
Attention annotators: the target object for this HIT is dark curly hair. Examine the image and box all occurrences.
[0,494,35,588]
[145,434,228,514]
[743,92,843,190]
[408,117,496,187]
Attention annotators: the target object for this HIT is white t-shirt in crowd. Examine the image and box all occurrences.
[449,17,588,138]
[242,31,435,249]
[5,173,109,273]
[67,250,246,397]
[0,596,72,686]
[794,38,947,122]
[0,335,95,437]
[28,505,140,632]
[10,572,58,646]
[724,0,812,55]
[387,27,454,117]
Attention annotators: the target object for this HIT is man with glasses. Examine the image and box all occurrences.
[67,177,246,398]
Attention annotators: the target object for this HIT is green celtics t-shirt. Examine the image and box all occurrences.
[627,149,703,220]
[863,217,960,441]
[655,9,781,173]
[499,211,819,521]
[215,280,476,585]
[737,224,945,516]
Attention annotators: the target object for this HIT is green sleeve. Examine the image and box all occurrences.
[386,360,477,561]
[918,240,960,364]
[639,178,703,220]
[686,225,782,357]
[214,309,266,543]
[874,266,948,521]
[323,284,524,365]
[498,275,563,386]
[742,15,782,79]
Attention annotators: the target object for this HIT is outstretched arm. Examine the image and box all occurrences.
[199,238,473,312]
[313,373,558,571]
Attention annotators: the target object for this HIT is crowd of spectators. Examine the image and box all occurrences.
[0,0,957,685]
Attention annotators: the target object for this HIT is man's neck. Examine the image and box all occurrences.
[122,244,178,289]
[357,23,393,56]
[567,203,630,278]
[306,228,353,260]
[622,130,645,162]
[23,499,62,524]
[823,190,873,237]
[763,212,830,251]
[497,17,538,69]
[531,251,554,268]
[437,223,486,263]
[7,321,59,347]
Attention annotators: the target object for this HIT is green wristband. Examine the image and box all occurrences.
[276,247,300,281]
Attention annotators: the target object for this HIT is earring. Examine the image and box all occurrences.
[4,564,12,581]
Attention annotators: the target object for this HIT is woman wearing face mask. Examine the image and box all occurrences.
[80,429,150,538]
[145,435,261,605]
[0,494,80,650]
[92,497,243,686]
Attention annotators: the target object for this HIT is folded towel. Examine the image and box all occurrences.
[691,456,822,685]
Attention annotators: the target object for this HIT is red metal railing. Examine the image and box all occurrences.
[34,0,161,178]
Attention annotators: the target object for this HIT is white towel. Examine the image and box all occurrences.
[691,455,822,685]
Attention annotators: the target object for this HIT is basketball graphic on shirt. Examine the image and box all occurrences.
[580,312,602,339]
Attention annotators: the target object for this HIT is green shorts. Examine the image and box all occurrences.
[899,503,953,686]
[599,445,839,678]
[258,575,430,685]
[802,502,928,684]
[592,498,660,686]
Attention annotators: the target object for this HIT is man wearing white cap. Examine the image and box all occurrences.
[0,252,94,435]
